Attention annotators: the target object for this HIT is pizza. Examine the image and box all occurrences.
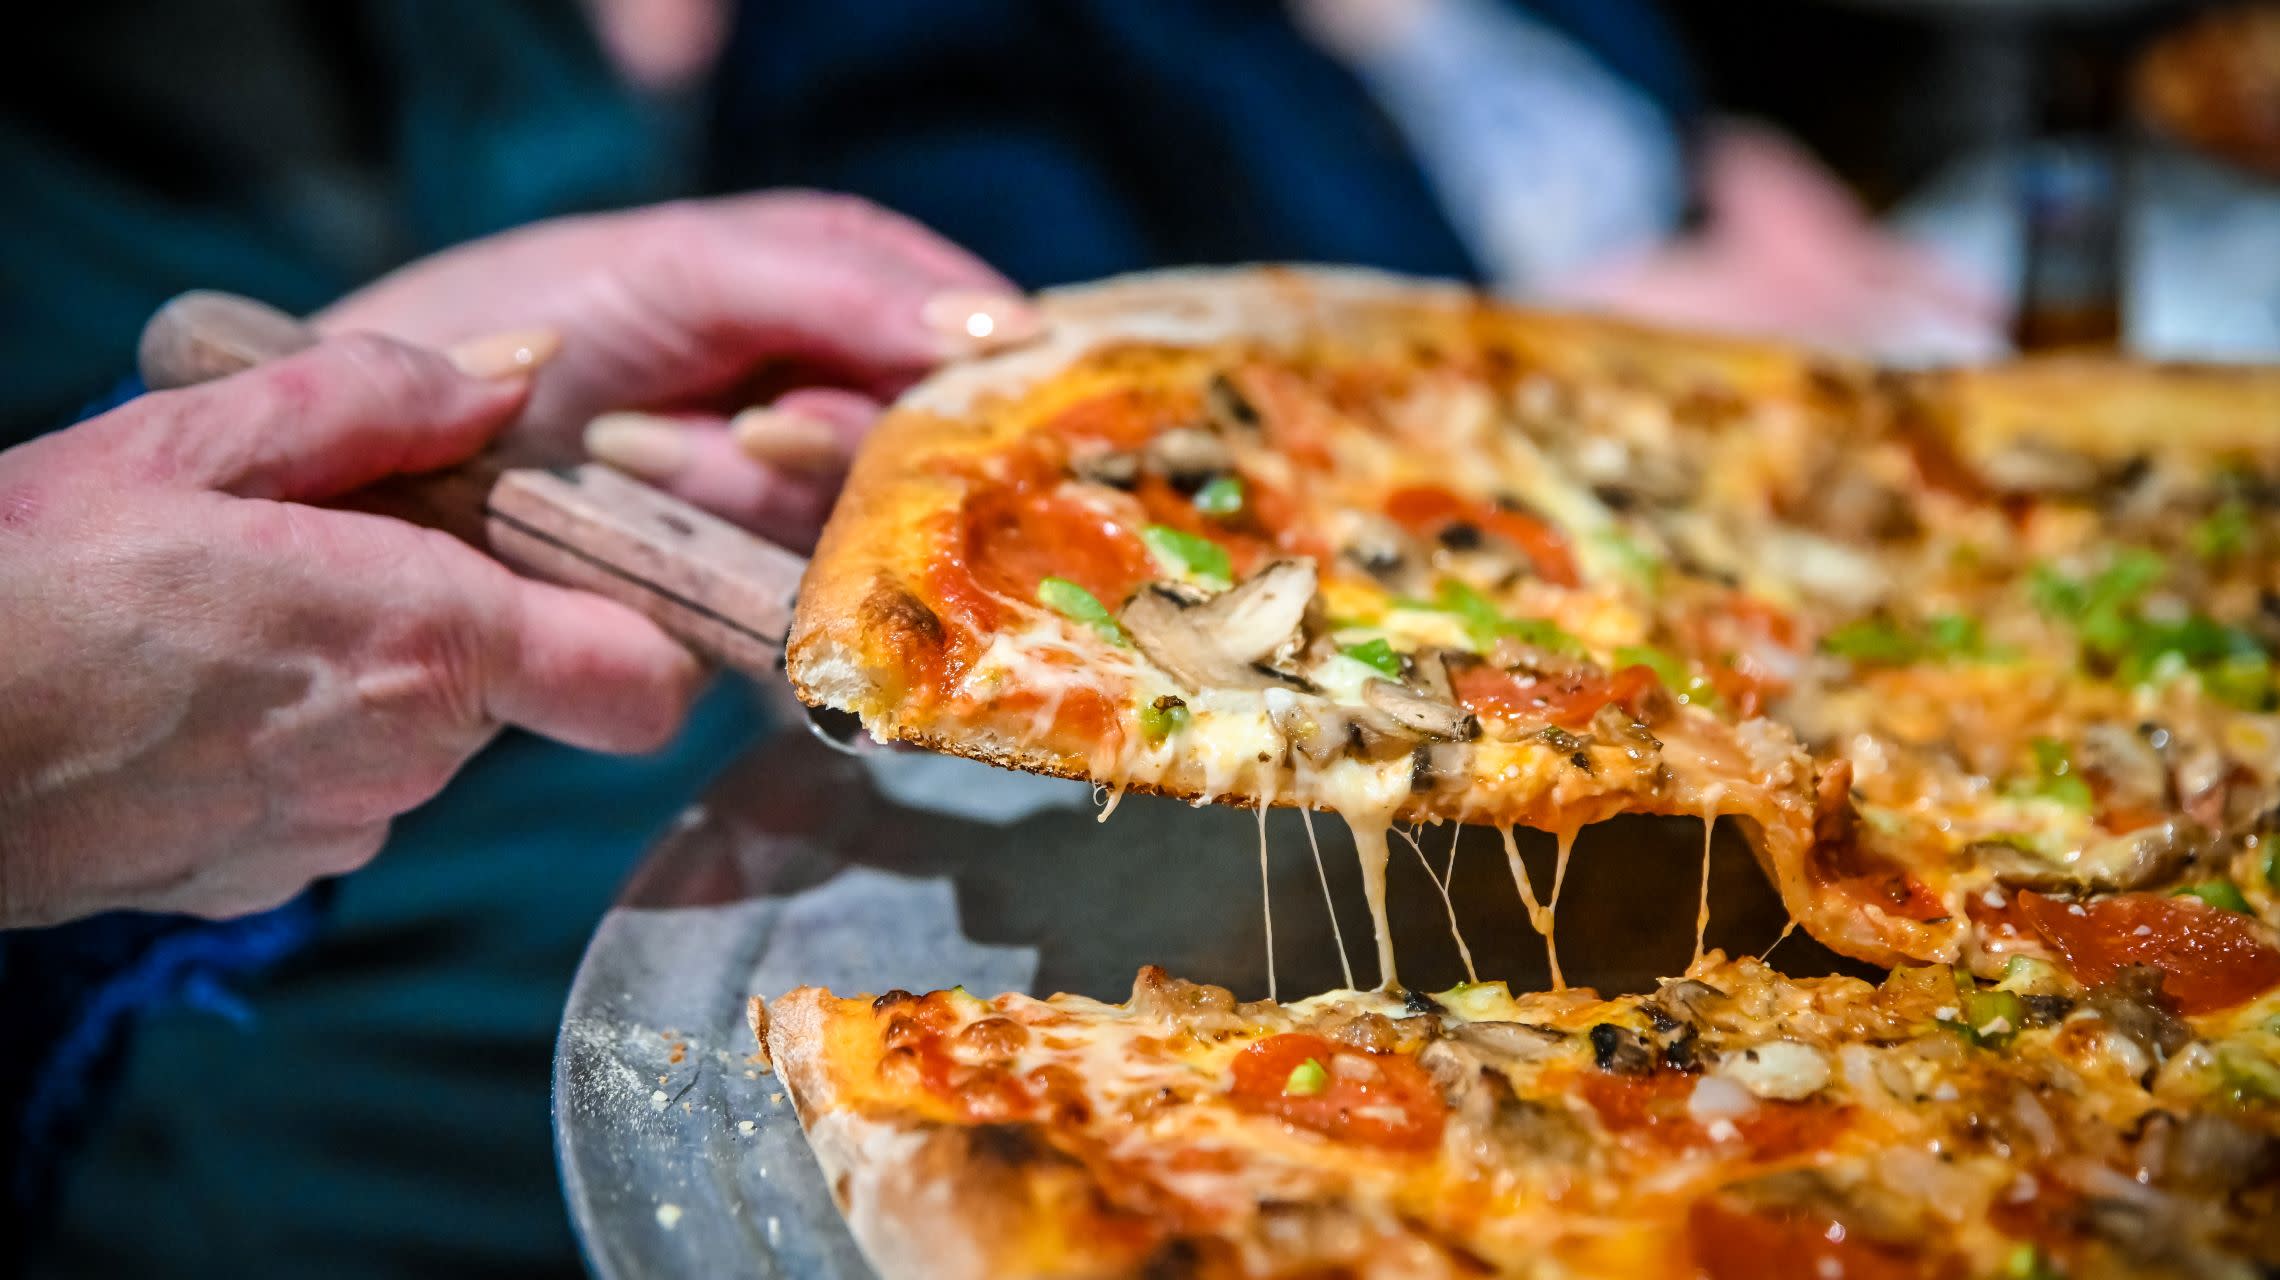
[784,267,2280,989]
[754,955,2280,1279]
[765,267,2280,1277]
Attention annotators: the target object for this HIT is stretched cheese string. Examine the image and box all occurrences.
[1397,823,1478,984]
[1257,771,1279,1003]
[1340,807,1400,990]
[1499,824,1554,978]
[1760,917,1800,962]
[1692,804,1716,970]
[1094,781,1127,823]
[1544,823,1580,990]
[1302,807,1356,990]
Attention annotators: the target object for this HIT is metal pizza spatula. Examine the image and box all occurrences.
[137,290,850,732]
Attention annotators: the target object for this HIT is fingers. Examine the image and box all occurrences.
[719,190,1012,298]
[583,413,842,550]
[648,193,1039,384]
[483,573,707,753]
[584,388,881,548]
[96,331,553,501]
[732,387,879,475]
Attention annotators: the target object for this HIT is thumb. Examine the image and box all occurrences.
[106,330,556,502]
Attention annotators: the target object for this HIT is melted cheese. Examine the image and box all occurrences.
[1257,780,1277,1003]
[1303,808,1357,990]
[1545,824,1580,990]
[1693,808,1715,970]
[1341,806,1400,989]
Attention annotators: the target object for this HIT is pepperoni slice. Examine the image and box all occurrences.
[964,484,1153,609]
[1687,1198,1931,1280]
[1227,1034,1446,1151]
[2015,891,2280,1015]
[1450,662,1660,731]
[1384,485,1579,586]
[1578,1073,1839,1159]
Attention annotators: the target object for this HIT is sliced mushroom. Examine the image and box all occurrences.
[1407,648,1457,703]
[1449,1020,1564,1063]
[1205,371,1261,432]
[1645,977,1725,1029]
[1266,688,1417,765]
[1976,436,2107,497]
[1068,446,1139,489]
[1967,821,2201,894]
[1208,560,1315,661]
[1362,677,1478,742]
[1340,513,1415,583]
[1411,741,1472,795]
[1143,427,1235,489]
[2076,723,2172,816]
[2145,1110,2280,1194]
[2086,966,2193,1068]
[1265,689,1342,766]
[1589,1023,1655,1075]
[1120,560,1317,691]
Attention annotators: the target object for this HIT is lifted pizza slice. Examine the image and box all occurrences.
[786,268,1837,985]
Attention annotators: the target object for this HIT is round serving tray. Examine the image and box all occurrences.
[553,724,1870,1278]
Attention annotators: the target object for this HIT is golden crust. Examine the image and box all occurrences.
[763,990,1161,1280]
[1905,356,2280,472]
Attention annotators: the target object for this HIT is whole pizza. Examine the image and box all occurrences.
[760,267,2280,1278]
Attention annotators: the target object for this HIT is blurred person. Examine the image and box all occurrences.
[5,2,1992,1276]
[1290,0,2002,357]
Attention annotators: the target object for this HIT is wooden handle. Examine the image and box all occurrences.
[137,291,805,675]
[486,465,802,675]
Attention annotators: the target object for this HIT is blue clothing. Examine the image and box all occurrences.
[707,0,1693,291]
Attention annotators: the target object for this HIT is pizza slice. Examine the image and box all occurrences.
[788,265,2280,1006]
[1640,355,2280,1000]
[754,957,2280,1279]
[788,268,1852,984]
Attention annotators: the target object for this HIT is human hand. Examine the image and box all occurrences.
[318,192,1034,550]
[0,334,703,927]
[1547,126,2005,360]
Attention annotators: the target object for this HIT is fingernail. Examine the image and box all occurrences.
[583,412,689,479]
[730,407,848,477]
[447,328,562,379]
[920,291,1042,356]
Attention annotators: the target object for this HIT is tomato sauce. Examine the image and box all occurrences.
[1229,364,1339,471]
[1450,662,1661,731]
[1383,485,1580,586]
[887,998,1098,1126]
[1812,858,1950,924]
[1678,593,1800,717]
[1128,475,1280,577]
[2014,891,2280,1014]
[1227,1034,1446,1151]
[1042,385,1200,451]
[1686,1198,1932,1280]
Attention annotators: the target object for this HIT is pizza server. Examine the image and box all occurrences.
[137,288,877,747]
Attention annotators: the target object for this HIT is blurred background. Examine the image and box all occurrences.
[5,0,2277,1276]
